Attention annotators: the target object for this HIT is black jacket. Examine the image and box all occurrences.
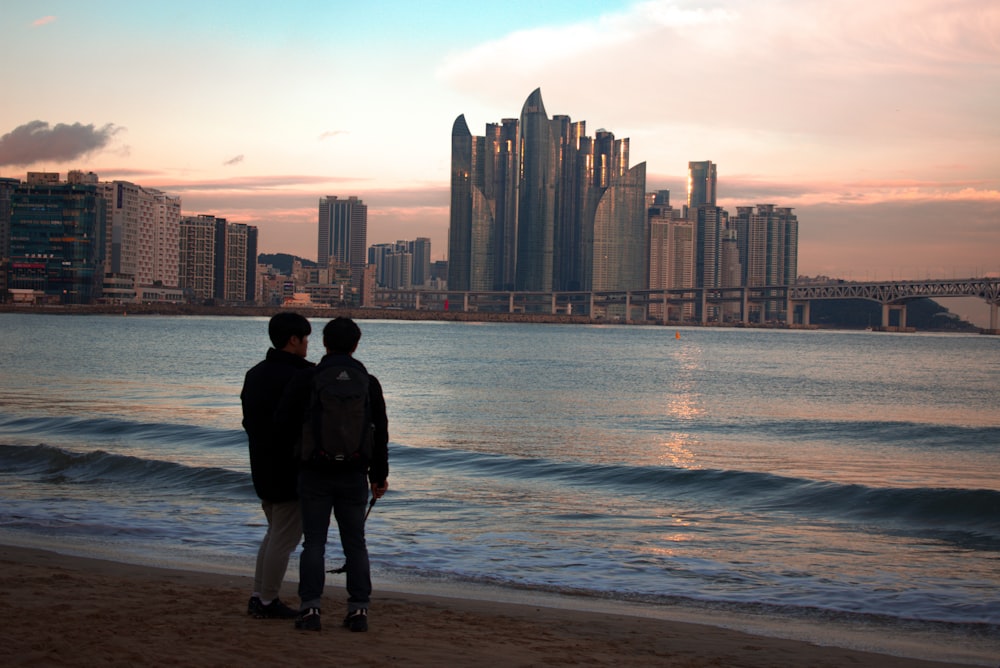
[278,353,389,486]
[241,348,315,502]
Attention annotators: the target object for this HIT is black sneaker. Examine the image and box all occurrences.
[254,598,299,619]
[247,595,262,616]
[295,607,322,632]
[343,608,368,632]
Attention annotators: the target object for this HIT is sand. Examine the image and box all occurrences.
[1,544,975,667]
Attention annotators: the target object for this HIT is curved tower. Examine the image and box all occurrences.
[515,88,557,291]
[592,162,647,291]
[448,115,474,290]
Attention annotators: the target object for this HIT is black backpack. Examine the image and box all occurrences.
[300,363,374,466]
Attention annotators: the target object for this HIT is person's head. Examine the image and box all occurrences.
[268,312,311,357]
[323,317,361,355]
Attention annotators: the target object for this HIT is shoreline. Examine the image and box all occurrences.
[1,543,986,667]
[0,302,985,333]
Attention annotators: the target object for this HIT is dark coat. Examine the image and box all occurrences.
[241,348,315,502]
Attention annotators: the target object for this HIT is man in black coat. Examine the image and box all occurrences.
[241,312,314,619]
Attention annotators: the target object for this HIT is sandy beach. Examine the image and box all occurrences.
[2,544,976,668]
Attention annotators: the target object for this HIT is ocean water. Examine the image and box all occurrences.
[1,313,998,664]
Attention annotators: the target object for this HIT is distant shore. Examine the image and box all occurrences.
[0,301,593,325]
[0,302,843,329]
[1,302,993,333]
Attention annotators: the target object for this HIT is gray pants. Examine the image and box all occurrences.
[254,499,302,601]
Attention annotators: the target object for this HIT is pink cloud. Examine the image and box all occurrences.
[32,16,57,27]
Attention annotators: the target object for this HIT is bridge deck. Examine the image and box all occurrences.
[374,278,1000,329]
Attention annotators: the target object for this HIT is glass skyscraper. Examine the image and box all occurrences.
[515,88,558,292]
[449,89,647,296]
[687,160,717,208]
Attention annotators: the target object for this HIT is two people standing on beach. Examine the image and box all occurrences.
[241,314,390,632]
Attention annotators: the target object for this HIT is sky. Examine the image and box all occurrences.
[1,1,998,320]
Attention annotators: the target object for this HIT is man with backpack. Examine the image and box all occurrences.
[241,312,315,619]
[279,317,389,633]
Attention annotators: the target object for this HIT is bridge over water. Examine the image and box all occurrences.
[374,277,1000,331]
[787,278,1000,330]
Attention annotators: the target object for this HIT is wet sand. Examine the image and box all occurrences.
[2,544,976,667]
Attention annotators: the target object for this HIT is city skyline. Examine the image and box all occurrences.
[450,89,651,295]
[1,1,997,289]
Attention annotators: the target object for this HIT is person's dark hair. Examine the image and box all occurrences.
[323,317,361,354]
[268,312,311,349]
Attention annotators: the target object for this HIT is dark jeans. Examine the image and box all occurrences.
[298,466,371,612]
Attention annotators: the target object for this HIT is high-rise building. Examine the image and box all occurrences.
[0,177,17,300]
[447,115,475,291]
[732,206,766,288]
[687,161,717,208]
[516,89,558,292]
[0,177,19,261]
[411,237,432,288]
[648,191,695,320]
[96,178,181,290]
[719,229,743,321]
[152,190,182,288]
[551,115,587,291]
[99,181,143,278]
[730,205,799,287]
[687,161,723,315]
[179,215,220,302]
[720,229,742,288]
[8,176,106,303]
[220,222,257,303]
[730,204,798,320]
[179,215,257,305]
[448,115,517,292]
[368,243,395,287]
[368,240,415,289]
[318,196,367,296]
[592,162,647,291]
[778,207,799,287]
[488,121,519,290]
[384,250,413,290]
[450,89,647,297]
[691,205,727,290]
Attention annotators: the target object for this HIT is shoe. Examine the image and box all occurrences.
[247,595,262,616]
[343,608,368,633]
[295,607,322,632]
[254,598,299,619]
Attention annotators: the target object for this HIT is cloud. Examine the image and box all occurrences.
[0,121,121,167]
[318,130,348,141]
[32,16,57,27]
[223,154,245,166]
[153,174,359,193]
[440,0,1000,145]
[437,3,735,82]
[648,172,1000,210]
[81,167,164,179]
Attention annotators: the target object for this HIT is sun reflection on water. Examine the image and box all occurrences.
[658,434,698,468]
